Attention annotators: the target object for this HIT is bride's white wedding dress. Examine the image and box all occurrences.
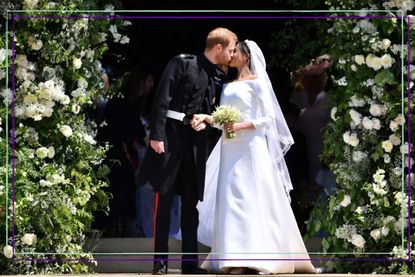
[197,79,316,274]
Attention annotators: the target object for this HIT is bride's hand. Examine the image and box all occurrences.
[224,122,254,133]
[191,114,213,129]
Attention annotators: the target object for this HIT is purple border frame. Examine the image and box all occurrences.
[8,13,412,265]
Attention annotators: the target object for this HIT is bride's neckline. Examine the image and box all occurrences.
[228,75,258,84]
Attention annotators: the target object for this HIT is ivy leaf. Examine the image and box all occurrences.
[372,151,380,161]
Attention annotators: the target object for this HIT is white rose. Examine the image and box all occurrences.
[382,140,393,153]
[340,195,351,207]
[120,36,130,44]
[3,245,13,259]
[43,107,53,117]
[98,32,108,43]
[366,54,375,67]
[330,107,338,121]
[47,146,55,158]
[78,78,88,89]
[370,229,382,241]
[390,121,399,131]
[343,131,351,144]
[384,154,391,163]
[380,54,394,69]
[46,2,57,8]
[84,134,97,145]
[381,226,390,236]
[60,95,70,105]
[401,142,413,154]
[349,133,360,147]
[351,64,357,71]
[72,104,81,114]
[355,55,365,65]
[393,167,402,176]
[23,94,37,105]
[398,0,415,14]
[373,183,388,195]
[389,134,401,145]
[0,49,6,63]
[369,103,384,117]
[337,76,347,86]
[381,38,391,50]
[23,0,39,8]
[394,114,405,125]
[48,173,64,184]
[31,40,43,51]
[15,55,29,67]
[349,109,362,126]
[370,56,383,71]
[372,118,381,130]
[406,157,414,168]
[373,169,385,183]
[21,233,37,245]
[71,88,83,98]
[60,125,73,137]
[350,234,365,248]
[349,95,366,107]
[109,24,118,34]
[35,147,48,159]
[394,218,407,233]
[355,206,367,214]
[73,58,82,69]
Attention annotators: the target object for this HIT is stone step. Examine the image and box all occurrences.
[90,237,324,273]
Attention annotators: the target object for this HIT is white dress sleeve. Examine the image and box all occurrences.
[251,80,275,130]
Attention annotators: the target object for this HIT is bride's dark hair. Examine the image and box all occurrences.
[238,41,251,66]
[238,40,251,57]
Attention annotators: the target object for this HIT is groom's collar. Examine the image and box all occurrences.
[199,53,226,76]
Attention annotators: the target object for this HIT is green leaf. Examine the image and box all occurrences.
[375,69,395,86]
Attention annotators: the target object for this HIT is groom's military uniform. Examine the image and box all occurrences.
[138,53,226,273]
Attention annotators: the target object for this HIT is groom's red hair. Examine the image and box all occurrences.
[205,27,238,49]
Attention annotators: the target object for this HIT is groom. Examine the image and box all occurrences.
[138,27,237,274]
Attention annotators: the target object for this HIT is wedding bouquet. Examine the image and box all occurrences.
[211,105,241,139]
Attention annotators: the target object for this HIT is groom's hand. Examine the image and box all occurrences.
[150,140,165,154]
[193,122,207,132]
[191,114,207,129]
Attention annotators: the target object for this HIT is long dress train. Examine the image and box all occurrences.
[197,79,316,274]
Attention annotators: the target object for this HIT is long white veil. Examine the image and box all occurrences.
[197,40,295,247]
[245,39,294,195]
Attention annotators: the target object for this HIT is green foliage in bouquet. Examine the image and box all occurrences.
[211,105,241,139]
[0,0,130,274]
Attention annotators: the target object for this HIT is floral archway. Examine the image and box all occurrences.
[302,0,414,274]
[0,0,130,273]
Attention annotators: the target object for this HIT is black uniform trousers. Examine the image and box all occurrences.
[154,127,202,268]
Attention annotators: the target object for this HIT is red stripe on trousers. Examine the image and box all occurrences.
[153,192,159,251]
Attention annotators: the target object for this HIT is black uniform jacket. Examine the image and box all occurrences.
[138,53,226,201]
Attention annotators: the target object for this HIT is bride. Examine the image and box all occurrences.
[192,40,316,274]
